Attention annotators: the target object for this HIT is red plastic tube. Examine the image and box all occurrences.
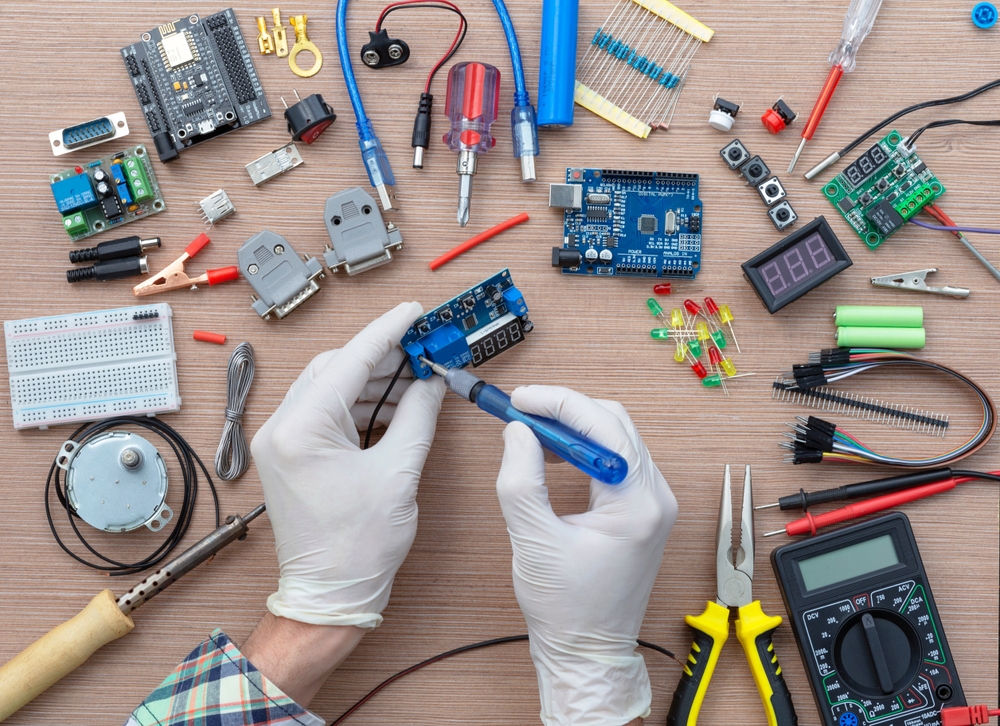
[801,65,844,142]
[206,266,240,285]
[193,330,227,345]
[429,212,529,270]
[185,232,211,257]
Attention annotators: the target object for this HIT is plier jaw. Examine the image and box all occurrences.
[716,463,754,609]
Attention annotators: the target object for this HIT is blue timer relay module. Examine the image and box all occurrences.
[402,269,532,379]
[550,168,702,278]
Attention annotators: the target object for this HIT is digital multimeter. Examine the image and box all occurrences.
[771,513,965,726]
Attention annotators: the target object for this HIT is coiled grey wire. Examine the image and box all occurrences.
[215,342,255,480]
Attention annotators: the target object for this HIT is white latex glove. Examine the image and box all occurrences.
[496,386,678,726]
[251,302,445,629]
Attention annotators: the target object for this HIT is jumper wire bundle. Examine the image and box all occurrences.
[575,0,713,139]
[775,348,996,468]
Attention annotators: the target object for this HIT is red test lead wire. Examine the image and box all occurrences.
[941,705,1000,726]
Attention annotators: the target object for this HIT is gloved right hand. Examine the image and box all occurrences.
[496,386,678,726]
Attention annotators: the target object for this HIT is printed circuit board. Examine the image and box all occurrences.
[823,130,944,250]
[550,168,702,278]
[49,145,165,241]
[122,9,270,162]
[402,270,532,379]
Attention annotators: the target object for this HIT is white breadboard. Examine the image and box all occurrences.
[5,303,180,430]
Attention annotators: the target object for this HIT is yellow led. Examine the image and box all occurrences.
[674,342,687,363]
[721,358,737,377]
[670,308,685,328]
[696,321,711,341]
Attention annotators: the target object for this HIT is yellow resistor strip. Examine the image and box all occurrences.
[629,0,714,42]
[574,82,652,139]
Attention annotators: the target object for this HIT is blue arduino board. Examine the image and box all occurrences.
[402,269,532,379]
[550,168,702,278]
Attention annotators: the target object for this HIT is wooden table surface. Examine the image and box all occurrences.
[1,1,997,723]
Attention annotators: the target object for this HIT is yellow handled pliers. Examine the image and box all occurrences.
[667,465,798,726]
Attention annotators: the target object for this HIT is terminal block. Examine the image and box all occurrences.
[323,187,402,275]
[237,231,324,320]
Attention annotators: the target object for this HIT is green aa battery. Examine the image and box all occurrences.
[836,326,926,349]
[834,305,923,328]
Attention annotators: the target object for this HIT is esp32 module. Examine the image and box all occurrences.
[550,168,702,278]
[122,9,270,162]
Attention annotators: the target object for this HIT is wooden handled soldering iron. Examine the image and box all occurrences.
[0,503,266,722]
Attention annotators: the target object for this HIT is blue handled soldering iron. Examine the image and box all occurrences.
[420,357,628,485]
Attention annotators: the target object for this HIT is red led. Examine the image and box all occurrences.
[653,283,672,295]
[74,166,83,174]
[683,298,701,316]
[709,346,722,365]
[704,296,720,315]
[690,361,708,379]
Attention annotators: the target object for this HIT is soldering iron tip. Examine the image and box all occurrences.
[754,502,781,510]
[763,529,786,538]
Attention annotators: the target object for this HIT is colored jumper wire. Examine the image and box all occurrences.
[787,0,885,173]
[762,468,1000,537]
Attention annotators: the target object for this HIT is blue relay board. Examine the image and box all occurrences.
[550,168,702,278]
[402,269,532,379]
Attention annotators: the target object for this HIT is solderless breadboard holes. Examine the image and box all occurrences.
[5,305,180,429]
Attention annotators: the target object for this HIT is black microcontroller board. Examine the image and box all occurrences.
[122,9,270,162]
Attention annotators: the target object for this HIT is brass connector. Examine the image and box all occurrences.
[272,8,288,57]
[288,15,322,78]
[256,17,274,54]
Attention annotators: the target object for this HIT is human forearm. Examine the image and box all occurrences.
[241,612,365,706]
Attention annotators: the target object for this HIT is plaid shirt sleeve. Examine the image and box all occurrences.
[124,629,325,726]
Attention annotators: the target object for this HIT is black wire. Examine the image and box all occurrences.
[45,417,220,576]
[329,635,678,725]
[952,470,1000,483]
[377,4,468,89]
[838,78,1000,157]
[364,355,410,449]
[906,118,1000,145]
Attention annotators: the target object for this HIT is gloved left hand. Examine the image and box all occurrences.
[251,302,446,629]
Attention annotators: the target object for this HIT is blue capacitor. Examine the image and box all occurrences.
[537,0,579,127]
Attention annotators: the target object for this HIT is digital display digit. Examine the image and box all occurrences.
[469,317,524,367]
[842,142,890,188]
[755,232,835,301]
[741,216,853,313]
[795,534,901,592]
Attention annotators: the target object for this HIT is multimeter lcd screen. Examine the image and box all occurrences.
[796,534,900,592]
[752,232,837,305]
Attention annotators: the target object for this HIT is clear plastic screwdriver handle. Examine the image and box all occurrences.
[829,0,885,72]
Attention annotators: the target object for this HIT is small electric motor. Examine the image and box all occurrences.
[57,431,172,533]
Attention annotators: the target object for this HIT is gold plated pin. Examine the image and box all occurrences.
[272,8,289,57]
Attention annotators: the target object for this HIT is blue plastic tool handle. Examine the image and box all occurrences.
[538,0,579,127]
[475,384,628,484]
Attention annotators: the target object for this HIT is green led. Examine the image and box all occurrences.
[702,374,722,387]
[650,328,671,340]
[688,339,702,358]
[647,298,664,317]
[711,330,727,349]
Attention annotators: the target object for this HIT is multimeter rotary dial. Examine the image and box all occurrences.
[834,610,920,698]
